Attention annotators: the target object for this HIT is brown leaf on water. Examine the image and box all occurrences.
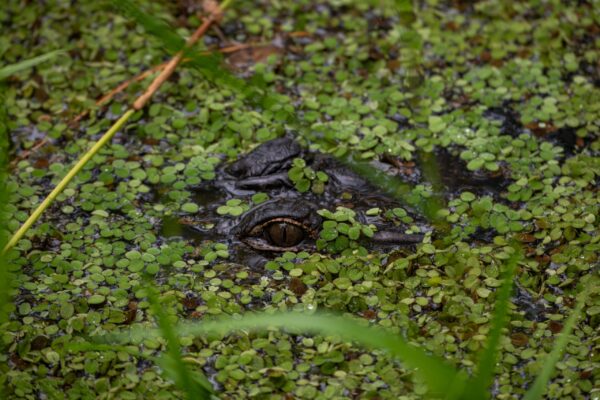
[515,233,536,243]
[33,157,50,169]
[510,332,529,347]
[549,320,563,334]
[226,45,282,73]
[361,309,377,320]
[30,335,50,350]
[182,293,200,311]
[535,254,550,267]
[288,277,307,296]
[579,369,592,379]
[124,300,138,324]
[10,353,29,370]
[526,122,558,136]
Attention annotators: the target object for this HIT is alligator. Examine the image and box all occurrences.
[163,136,548,320]
[164,136,507,267]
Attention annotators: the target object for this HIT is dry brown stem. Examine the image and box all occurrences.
[133,13,218,110]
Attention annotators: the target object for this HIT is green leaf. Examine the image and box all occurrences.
[88,294,106,305]
[467,158,484,171]
[522,287,588,400]
[348,226,361,240]
[146,286,213,400]
[334,235,349,251]
[292,158,306,168]
[484,161,499,172]
[110,0,185,54]
[311,181,325,194]
[251,192,269,204]
[320,228,338,241]
[295,179,310,193]
[471,247,523,398]
[323,221,337,230]
[316,171,329,182]
[181,203,199,213]
[0,50,65,81]
[317,209,334,219]
[216,206,229,215]
[303,167,316,180]
[361,226,375,238]
[288,166,304,181]
[336,223,350,235]
[366,208,380,216]
[428,116,446,133]
[228,206,244,216]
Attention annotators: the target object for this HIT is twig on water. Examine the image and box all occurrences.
[69,43,251,126]
[69,61,168,126]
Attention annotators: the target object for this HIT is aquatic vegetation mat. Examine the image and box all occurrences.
[1,0,599,399]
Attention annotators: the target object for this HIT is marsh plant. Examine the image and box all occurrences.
[1,0,598,399]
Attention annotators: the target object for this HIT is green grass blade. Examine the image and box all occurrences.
[111,0,185,54]
[0,83,10,399]
[339,154,447,226]
[0,180,8,323]
[145,286,213,399]
[93,312,468,398]
[112,0,234,55]
[522,288,588,400]
[0,50,65,81]
[3,109,134,253]
[109,0,301,122]
[470,247,523,399]
[67,342,140,353]
[416,150,451,230]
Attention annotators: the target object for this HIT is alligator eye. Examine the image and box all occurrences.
[264,222,305,247]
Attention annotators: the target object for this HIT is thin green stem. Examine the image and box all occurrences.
[522,289,587,400]
[471,248,522,398]
[2,109,134,253]
[147,287,209,399]
[3,0,234,253]
[0,50,65,81]
[220,0,234,11]
[98,312,468,398]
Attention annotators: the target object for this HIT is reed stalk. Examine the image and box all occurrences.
[2,2,231,253]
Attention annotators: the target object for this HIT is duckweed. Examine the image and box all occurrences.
[1,0,599,399]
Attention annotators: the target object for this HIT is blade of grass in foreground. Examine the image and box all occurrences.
[111,0,230,86]
[0,85,10,400]
[2,109,134,253]
[0,50,65,81]
[4,3,227,252]
[341,154,447,228]
[93,312,469,399]
[0,190,7,400]
[0,49,68,316]
[146,286,214,400]
[0,147,10,326]
[522,287,587,400]
[470,246,522,399]
[416,150,451,231]
[112,0,185,54]
[1,50,65,392]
